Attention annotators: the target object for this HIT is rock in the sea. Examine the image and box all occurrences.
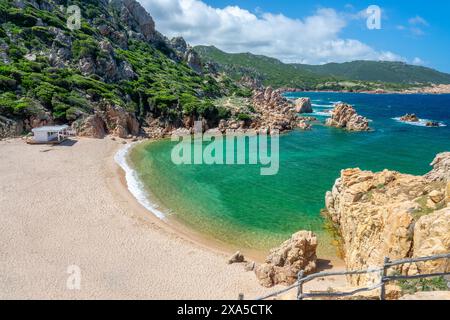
[325,103,370,131]
[325,152,450,286]
[426,121,440,127]
[255,231,317,287]
[295,98,313,114]
[400,114,420,122]
[228,251,245,264]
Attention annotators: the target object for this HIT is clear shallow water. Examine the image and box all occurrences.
[129,93,450,254]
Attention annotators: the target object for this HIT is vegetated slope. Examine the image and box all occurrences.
[294,60,450,84]
[0,0,245,136]
[194,45,334,89]
[195,45,450,90]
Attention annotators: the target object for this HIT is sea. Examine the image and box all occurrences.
[122,92,450,255]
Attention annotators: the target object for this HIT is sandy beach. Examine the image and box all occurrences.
[0,137,344,300]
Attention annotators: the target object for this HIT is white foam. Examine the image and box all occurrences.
[114,142,167,220]
[312,103,334,108]
[312,111,332,117]
[392,117,447,127]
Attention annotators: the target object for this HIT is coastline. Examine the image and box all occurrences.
[112,139,273,262]
[114,139,343,264]
[0,137,294,299]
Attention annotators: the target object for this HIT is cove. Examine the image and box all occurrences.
[128,92,450,256]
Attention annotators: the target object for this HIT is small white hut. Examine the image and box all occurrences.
[31,125,72,143]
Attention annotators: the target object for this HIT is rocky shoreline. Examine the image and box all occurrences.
[325,152,450,286]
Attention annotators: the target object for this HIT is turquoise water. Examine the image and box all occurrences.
[129,93,450,254]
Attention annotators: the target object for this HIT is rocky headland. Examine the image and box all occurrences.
[324,152,450,285]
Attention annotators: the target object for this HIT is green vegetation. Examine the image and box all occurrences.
[195,45,450,90]
[0,0,243,128]
[296,60,450,84]
[321,209,345,259]
[412,195,446,220]
[398,276,449,295]
[195,45,332,89]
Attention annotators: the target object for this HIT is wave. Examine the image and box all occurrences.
[312,111,332,117]
[114,143,166,220]
[312,103,334,108]
[392,117,447,127]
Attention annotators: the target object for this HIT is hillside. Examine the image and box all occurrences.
[0,0,246,138]
[294,60,450,84]
[194,45,333,89]
[195,45,450,90]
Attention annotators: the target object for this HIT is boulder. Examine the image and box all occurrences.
[295,98,313,113]
[255,231,317,287]
[227,251,245,264]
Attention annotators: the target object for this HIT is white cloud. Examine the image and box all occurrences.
[409,16,429,26]
[138,0,404,64]
[412,57,425,65]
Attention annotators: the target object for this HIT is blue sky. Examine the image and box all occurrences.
[141,0,450,72]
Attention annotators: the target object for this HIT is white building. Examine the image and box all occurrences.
[31,125,72,143]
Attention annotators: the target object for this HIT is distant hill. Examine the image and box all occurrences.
[293,61,450,84]
[195,46,450,89]
[195,45,333,89]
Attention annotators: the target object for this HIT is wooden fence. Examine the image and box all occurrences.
[252,252,450,300]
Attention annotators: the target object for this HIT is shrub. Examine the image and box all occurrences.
[0,75,17,90]
[72,38,99,59]
[236,113,252,121]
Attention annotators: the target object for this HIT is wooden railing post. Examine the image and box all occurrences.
[379,257,390,300]
[297,271,304,300]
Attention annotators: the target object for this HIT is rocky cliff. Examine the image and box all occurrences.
[251,87,299,133]
[0,0,246,139]
[325,153,450,285]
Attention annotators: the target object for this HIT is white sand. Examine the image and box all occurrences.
[0,137,344,300]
